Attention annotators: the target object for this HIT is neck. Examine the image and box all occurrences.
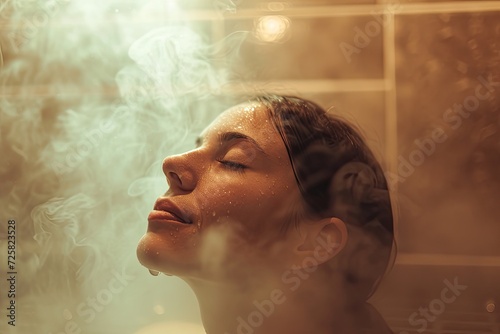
[182,272,358,334]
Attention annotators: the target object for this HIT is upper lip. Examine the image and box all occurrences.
[153,198,192,224]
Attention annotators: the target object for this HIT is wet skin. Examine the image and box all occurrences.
[137,102,307,281]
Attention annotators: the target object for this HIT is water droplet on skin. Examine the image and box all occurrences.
[170,232,173,236]
[212,211,216,216]
[260,190,264,195]
[227,210,230,214]
[175,227,179,232]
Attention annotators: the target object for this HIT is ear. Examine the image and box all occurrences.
[292,217,348,269]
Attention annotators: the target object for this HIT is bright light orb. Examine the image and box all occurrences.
[254,15,291,43]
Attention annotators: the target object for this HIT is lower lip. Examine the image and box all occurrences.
[148,210,190,225]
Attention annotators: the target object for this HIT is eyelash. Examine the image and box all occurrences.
[217,159,247,173]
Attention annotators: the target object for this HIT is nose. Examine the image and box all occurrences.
[162,153,198,193]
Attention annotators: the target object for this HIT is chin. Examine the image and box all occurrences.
[136,232,200,277]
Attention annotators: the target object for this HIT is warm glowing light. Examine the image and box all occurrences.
[153,304,165,315]
[134,321,205,334]
[254,15,291,43]
[486,301,496,313]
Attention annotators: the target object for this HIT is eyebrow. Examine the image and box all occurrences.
[195,131,268,156]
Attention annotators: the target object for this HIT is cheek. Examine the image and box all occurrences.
[196,175,248,214]
[197,175,297,240]
[197,187,265,243]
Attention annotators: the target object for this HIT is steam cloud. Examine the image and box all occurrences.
[0,1,247,333]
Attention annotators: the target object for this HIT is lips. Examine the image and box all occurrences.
[151,198,192,224]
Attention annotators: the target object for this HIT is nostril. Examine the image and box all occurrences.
[168,172,182,186]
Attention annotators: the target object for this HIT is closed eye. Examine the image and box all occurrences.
[217,159,247,173]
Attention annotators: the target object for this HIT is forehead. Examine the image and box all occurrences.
[208,102,268,129]
[201,102,282,151]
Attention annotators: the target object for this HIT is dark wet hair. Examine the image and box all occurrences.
[255,94,395,301]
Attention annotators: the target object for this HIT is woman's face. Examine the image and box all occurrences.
[137,102,304,281]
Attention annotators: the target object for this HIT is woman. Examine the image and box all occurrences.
[137,95,395,333]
